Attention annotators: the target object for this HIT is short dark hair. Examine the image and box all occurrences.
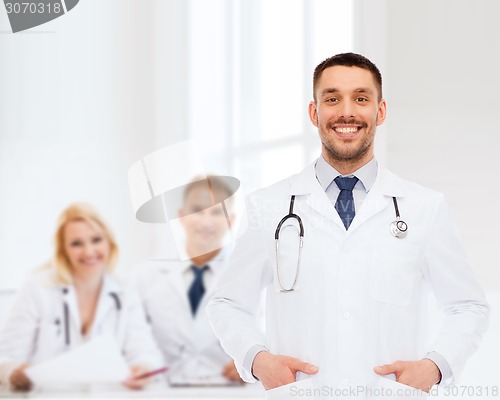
[183,175,234,205]
[313,52,383,101]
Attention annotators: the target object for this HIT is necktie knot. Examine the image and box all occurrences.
[191,265,208,278]
[334,176,359,191]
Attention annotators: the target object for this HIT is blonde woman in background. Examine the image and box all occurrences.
[0,203,162,391]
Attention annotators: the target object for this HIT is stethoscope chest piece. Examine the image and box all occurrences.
[390,197,408,238]
[390,219,408,238]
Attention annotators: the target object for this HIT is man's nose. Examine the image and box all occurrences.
[199,210,213,224]
[339,100,355,119]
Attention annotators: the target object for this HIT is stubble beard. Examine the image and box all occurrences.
[320,123,375,166]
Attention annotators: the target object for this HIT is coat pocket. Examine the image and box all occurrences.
[369,241,420,307]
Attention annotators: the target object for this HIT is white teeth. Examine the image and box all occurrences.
[335,127,359,134]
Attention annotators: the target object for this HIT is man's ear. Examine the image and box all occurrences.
[376,99,387,126]
[308,101,319,127]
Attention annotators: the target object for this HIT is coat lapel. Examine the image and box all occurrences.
[346,167,409,236]
[61,285,81,339]
[289,163,409,236]
[289,162,346,230]
[151,260,192,318]
[164,263,197,351]
[193,253,228,350]
[92,275,122,331]
[200,248,228,302]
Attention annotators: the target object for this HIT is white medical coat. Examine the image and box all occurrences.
[0,267,163,386]
[133,257,232,380]
[207,162,489,395]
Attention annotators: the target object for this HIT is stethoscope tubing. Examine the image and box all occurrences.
[274,195,408,292]
[274,195,304,293]
[64,302,70,346]
[61,291,121,346]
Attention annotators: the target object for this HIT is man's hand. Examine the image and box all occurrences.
[222,360,244,383]
[374,359,441,393]
[252,351,319,390]
[9,364,32,391]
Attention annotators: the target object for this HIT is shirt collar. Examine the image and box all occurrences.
[183,262,210,274]
[315,155,378,193]
[181,245,232,274]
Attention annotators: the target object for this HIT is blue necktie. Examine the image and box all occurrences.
[334,176,359,229]
[188,265,208,316]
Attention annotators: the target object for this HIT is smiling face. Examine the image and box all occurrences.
[179,185,233,257]
[308,65,386,170]
[63,220,110,279]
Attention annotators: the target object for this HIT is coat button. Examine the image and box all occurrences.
[342,311,351,319]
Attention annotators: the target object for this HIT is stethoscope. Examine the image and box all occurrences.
[274,195,304,293]
[57,288,121,346]
[274,195,408,293]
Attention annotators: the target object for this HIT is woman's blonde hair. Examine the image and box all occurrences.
[52,203,119,284]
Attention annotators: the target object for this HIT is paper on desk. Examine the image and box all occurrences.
[25,335,130,385]
[168,373,236,387]
[371,377,429,399]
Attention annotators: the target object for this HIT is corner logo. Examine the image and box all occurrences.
[3,0,79,33]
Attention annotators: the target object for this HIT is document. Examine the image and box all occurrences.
[372,376,429,399]
[263,378,314,400]
[25,335,129,386]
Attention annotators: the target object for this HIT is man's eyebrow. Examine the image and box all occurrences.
[320,87,374,97]
[320,88,339,97]
[354,88,373,94]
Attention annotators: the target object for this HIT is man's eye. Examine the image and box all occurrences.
[356,97,368,102]
[325,98,338,103]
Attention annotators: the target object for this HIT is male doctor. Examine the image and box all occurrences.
[207,53,489,396]
[134,176,243,383]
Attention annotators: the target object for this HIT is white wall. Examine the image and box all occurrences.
[355,0,499,390]
[355,0,500,290]
[0,1,190,289]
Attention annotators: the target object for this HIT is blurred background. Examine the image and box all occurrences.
[0,0,498,388]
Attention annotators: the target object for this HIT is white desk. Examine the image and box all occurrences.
[0,382,265,399]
